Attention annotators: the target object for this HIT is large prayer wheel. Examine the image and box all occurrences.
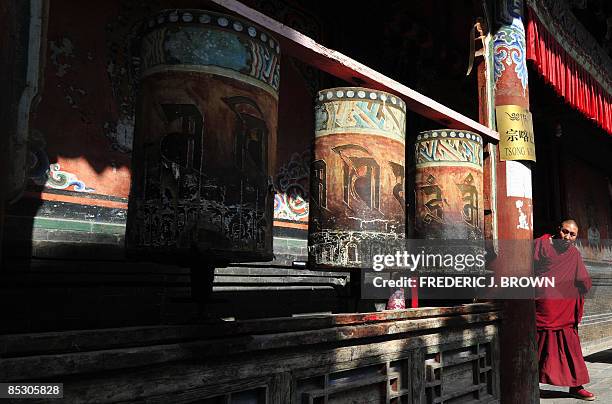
[309,88,406,269]
[127,10,280,263]
[414,129,484,240]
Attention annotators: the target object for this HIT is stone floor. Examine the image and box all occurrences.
[540,348,612,402]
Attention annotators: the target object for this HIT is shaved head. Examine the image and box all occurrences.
[561,219,578,229]
[554,219,579,250]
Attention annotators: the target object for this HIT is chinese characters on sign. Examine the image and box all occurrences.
[495,105,536,162]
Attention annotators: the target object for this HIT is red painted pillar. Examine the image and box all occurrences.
[491,1,539,402]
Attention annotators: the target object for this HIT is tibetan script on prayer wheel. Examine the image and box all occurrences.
[309,88,406,269]
[127,10,280,263]
[414,129,485,275]
[414,129,484,241]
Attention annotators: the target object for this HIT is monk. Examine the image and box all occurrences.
[534,219,594,401]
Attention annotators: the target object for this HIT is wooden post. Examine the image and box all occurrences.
[488,1,539,402]
[190,262,216,319]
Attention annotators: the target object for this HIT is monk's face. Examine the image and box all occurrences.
[556,222,578,251]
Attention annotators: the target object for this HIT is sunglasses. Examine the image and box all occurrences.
[560,228,577,237]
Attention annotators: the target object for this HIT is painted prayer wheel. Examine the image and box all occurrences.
[414,129,484,241]
[309,88,406,269]
[126,10,280,263]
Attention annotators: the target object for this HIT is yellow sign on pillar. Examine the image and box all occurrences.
[495,105,536,162]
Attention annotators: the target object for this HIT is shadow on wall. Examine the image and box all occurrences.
[0,0,342,334]
[1,1,197,334]
[3,0,147,262]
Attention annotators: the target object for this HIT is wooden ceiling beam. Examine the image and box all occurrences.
[207,0,499,142]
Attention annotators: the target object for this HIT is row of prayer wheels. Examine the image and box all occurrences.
[310,90,484,269]
[125,10,484,269]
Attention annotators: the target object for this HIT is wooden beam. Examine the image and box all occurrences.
[32,326,498,403]
[1,311,501,380]
[207,0,499,141]
[0,303,501,357]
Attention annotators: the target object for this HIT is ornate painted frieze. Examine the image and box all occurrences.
[494,16,529,93]
[273,151,310,222]
[527,0,612,95]
[31,163,95,193]
[415,130,484,168]
[314,89,406,143]
[139,10,281,96]
[27,131,95,193]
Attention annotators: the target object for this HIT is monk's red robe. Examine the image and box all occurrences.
[534,234,592,386]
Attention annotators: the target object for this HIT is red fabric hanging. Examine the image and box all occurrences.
[526,7,612,135]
